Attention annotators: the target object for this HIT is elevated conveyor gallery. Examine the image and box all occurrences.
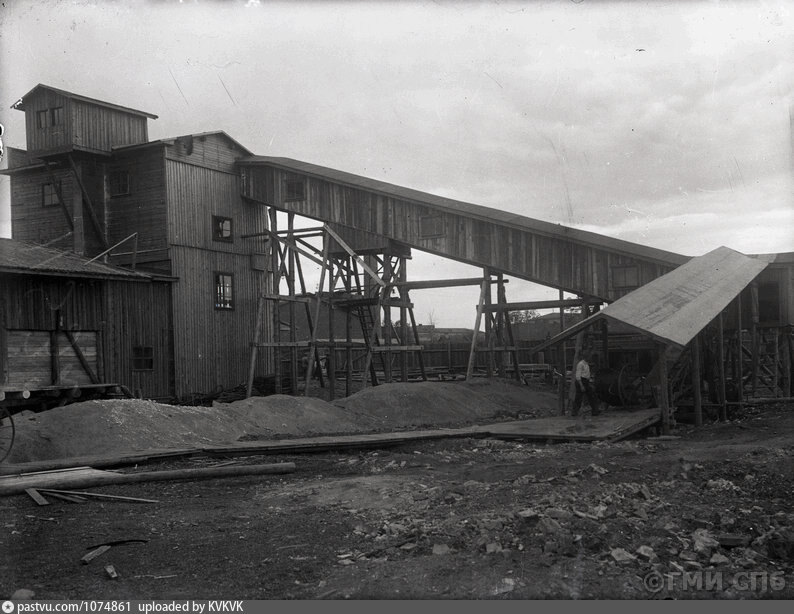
[238,156,689,301]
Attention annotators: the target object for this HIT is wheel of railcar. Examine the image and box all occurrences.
[0,406,15,463]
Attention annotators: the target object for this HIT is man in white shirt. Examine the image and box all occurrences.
[572,351,601,417]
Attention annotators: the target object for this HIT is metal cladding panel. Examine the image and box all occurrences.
[599,247,770,347]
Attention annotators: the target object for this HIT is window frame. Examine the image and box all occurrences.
[284,176,306,201]
[42,181,62,207]
[212,215,234,243]
[109,170,130,197]
[214,272,235,311]
[420,215,445,239]
[36,110,48,129]
[132,346,154,371]
[50,106,64,126]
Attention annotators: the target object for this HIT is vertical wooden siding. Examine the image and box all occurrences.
[23,91,72,154]
[168,246,267,397]
[106,148,169,263]
[166,142,270,397]
[10,167,76,247]
[0,275,173,398]
[245,166,674,301]
[103,280,174,399]
[71,100,148,152]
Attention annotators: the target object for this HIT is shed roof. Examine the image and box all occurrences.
[239,156,690,267]
[0,238,151,281]
[112,130,253,157]
[531,246,771,351]
[13,84,158,119]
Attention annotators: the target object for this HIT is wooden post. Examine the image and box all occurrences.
[327,256,336,401]
[345,257,353,397]
[691,334,703,427]
[750,283,759,398]
[495,273,506,379]
[400,257,408,383]
[484,268,494,378]
[466,277,489,381]
[717,311,727,421]
[246,296,265,398]
[269,208,282,394]
[383,256,393,384]
[499,277,521,381]
[658,343,671,435]
[784,331,792,397]
[557,290,566,416]
[288,214,299,394]
[736,293,744,404]
[305,238,329,396]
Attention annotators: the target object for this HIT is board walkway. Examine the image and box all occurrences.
[0,408,660,478]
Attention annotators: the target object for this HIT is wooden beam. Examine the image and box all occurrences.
[466,277,489,381]
[42,160,74,231]
[0,298,8,387]
[484,299,602,312]
[717,311,727,421]
[62,331,100,384]
[394,277,507,291]
[658,343,671,435]
[323,224,386,288]
[691,335,703,427]
[246,296,265,398]
[305,239,329,396]
[67,155,108,250]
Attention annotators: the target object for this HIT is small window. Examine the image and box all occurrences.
[50,107,64,126]
[109,171,130,196]
[132,346,154,371]
[285,176,305,201]
[215,273,234,310]
[37,110,48,129]
[612,265,639,289]
[42,182,61,207]
[212,216,233,242]
[420,215,445,238]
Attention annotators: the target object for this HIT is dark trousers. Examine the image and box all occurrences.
[573,378,600,416]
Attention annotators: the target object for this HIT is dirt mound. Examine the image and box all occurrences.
[220,394,363,437]
[336,380,557,427]
[5,381,558,463]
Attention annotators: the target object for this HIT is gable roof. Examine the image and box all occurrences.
[239,156,690,267]
[13,84,158,119]
[531,246,770,351]
[0,238,151,281]
[112,130,253,156]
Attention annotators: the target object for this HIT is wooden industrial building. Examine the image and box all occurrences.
[0,238,172,403]
[2,84,792,420]
[3,85,270,401]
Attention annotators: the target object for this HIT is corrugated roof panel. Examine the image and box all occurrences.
[0,238,150,281]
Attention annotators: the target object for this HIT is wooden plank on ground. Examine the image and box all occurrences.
[45,491,87,503]
[24,488,50,506]
[81,545,111,565]
[39,489,159,503]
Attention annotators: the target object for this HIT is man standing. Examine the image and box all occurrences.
[573,352,601,417]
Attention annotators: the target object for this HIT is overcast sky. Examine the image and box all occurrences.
[0,0,791,328]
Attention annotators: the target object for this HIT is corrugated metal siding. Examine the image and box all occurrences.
[169,246,269,397]
[246,167,676,300]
